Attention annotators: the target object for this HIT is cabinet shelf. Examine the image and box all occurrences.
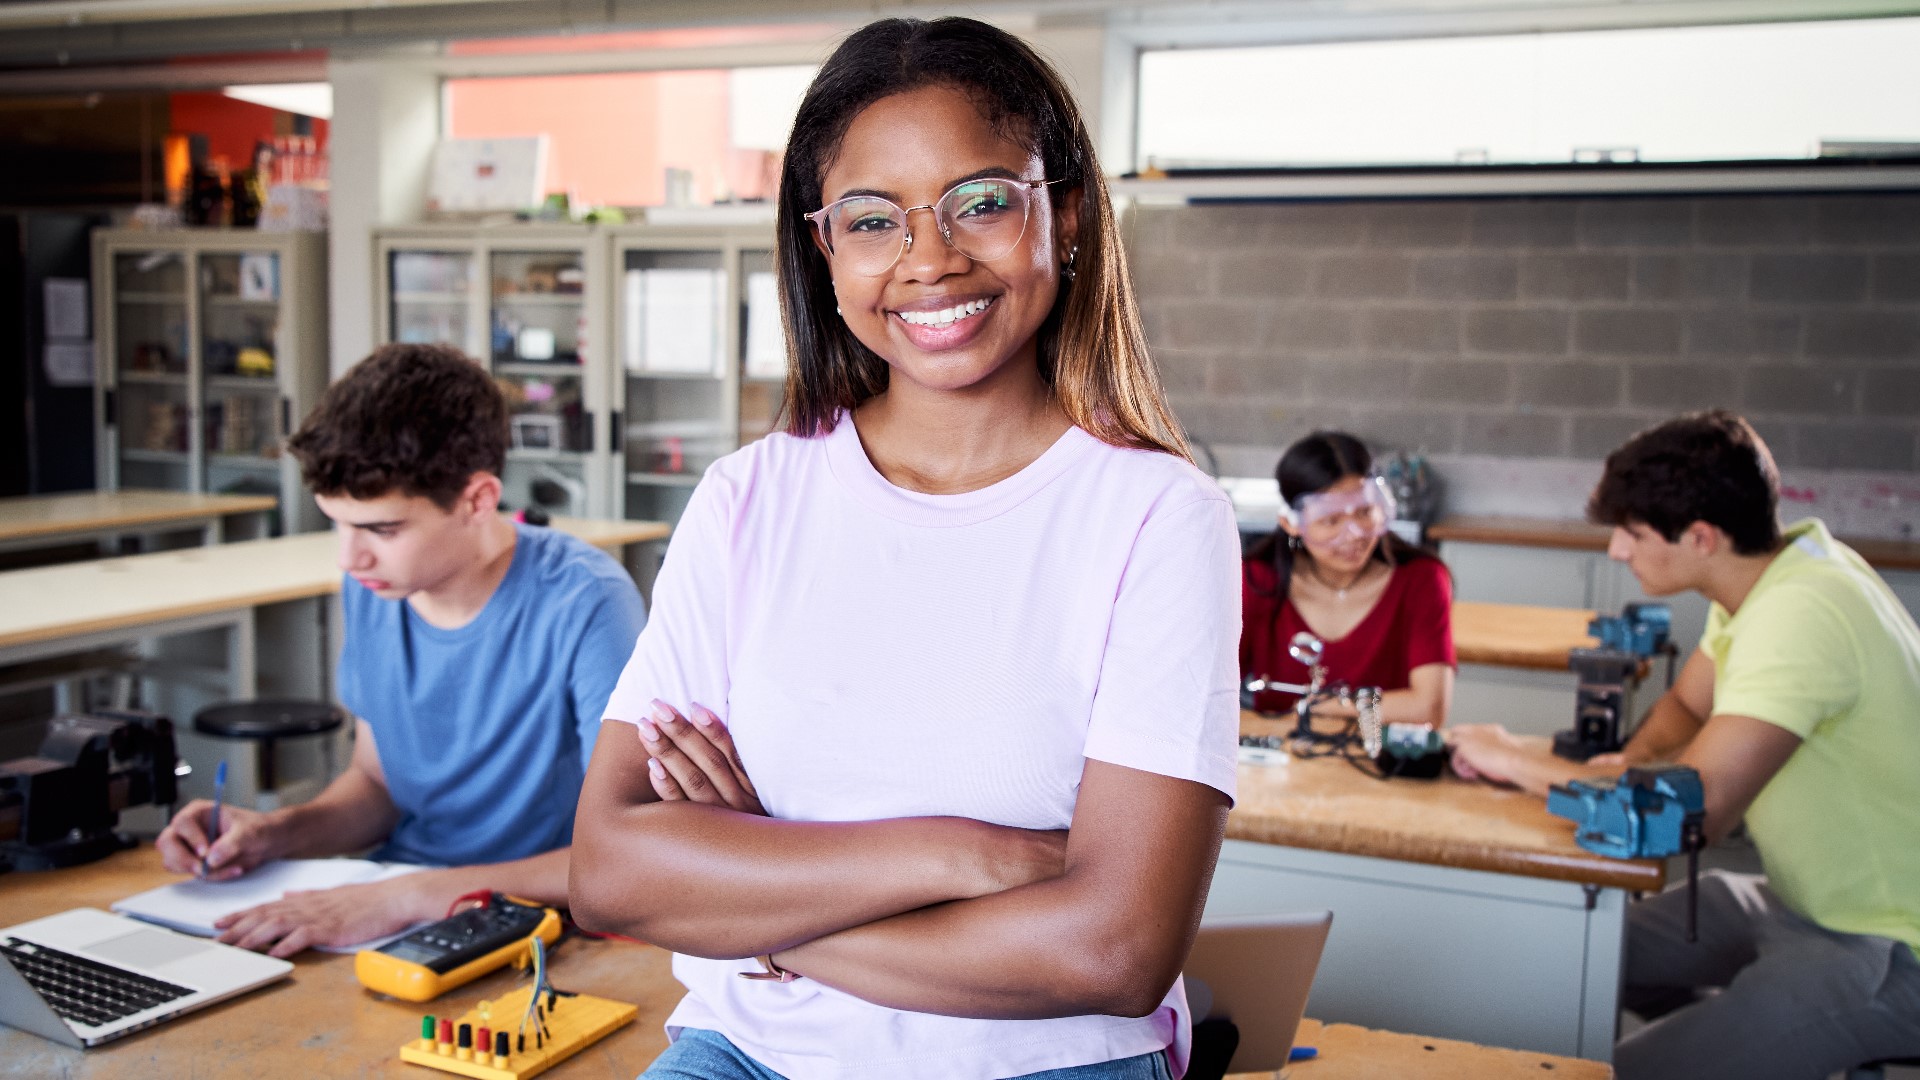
[121,449,189,464]
[204,295,279,308]
[496,362,583,378]
[626,472,705,488]
[393,291,470,304]
[118,292,186,304]
[118,371,188,385]
[625,420,731,439]
[624,368,725,381]
[208,453,280,470]
[206,375,279,393]
[493,293,585,306]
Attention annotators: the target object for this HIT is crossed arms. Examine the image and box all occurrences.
[569,703,1231,1020]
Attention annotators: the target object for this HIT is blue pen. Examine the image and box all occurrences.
[1288,1047,1318,1062]
[199,760,227,878]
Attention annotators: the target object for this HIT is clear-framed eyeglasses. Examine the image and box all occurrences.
[804,177,1065,277]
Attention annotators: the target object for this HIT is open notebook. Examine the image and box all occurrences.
[112,859,428,954]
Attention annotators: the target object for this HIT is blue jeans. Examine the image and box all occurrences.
[643,1027,1174,1080]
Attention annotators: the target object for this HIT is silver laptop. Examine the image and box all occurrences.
[1184,910,1334,1073]
[0,908,292,1048]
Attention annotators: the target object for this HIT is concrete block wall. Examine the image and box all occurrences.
[1129,192,1920,512]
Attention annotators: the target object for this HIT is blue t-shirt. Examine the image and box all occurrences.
[338,523,646,867]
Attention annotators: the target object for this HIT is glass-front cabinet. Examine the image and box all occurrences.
[374,226,609,519]
[608,222,780,527]
[94,230,328,533]
[371,220,778,532]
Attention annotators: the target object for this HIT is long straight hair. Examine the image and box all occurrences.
[1246,431,1436,601]
[773,17,1190,460]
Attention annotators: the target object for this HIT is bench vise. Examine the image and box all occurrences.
[1554,602,1674,761]
[1550,764,1706,939]
[0,711,179,874]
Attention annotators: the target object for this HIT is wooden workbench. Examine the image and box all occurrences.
[0,490,277,556]
[1452,600,1599,672]
[1228,714,1662,893]
[0,517,669,655]
[0,846,679,1078]
[1244,1018,1611,1079]
[1209,712,1656,1062]
[0,516,670,727]
[0,848,1607,1079]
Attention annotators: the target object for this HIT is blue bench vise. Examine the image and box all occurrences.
[1553,602,1675,762]
[1588,602,1672,659]
[1550,764,1707,939]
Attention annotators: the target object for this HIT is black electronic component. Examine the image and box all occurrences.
[374,896,553,976]
[0,711,178,873]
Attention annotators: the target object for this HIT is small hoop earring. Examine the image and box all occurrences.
[835,305,841,316]
[1061,244,1078,284]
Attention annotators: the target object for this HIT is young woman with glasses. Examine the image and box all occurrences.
[1241,432,1456,729]
[571,16,1239,1080]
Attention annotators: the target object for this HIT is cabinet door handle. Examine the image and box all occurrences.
[610,410,623,454]
[104,388,117,427]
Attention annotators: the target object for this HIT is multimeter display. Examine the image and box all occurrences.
[357,894,562,1001]
[379,899,551,974]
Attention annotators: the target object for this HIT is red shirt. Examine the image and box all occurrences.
[1240,555,1456,714]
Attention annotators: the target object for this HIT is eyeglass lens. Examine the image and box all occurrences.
[818,179,1034,275]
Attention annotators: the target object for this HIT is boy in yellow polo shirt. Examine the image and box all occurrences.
[1447,410,1920,1079]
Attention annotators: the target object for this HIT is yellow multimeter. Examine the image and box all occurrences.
[355,893,562,1002]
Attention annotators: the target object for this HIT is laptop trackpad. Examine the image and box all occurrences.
[85,929,215,970]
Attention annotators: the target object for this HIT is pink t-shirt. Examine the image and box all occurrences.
[603,412,1241,1080]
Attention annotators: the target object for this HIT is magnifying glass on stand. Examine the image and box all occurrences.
[1241,631,1339,741]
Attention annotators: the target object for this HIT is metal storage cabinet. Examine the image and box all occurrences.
[607,221,778,529]
[92,228,329,534]
[373,223,612,520]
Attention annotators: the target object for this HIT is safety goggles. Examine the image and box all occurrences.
[1280,477,1397,542]
[804,177,1064,277]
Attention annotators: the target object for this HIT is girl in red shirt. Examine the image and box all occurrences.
[1242,431,1456,727]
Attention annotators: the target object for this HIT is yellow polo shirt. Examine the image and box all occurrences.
[1701,518,1920,957]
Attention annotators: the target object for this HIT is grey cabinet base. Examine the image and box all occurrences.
[1206,838,1625,1061]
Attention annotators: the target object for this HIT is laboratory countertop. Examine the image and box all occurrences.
[1225,712,1666,893]
[0,490,276,541]
[1451,601,1599,670]
[0,516,669,651]
[0,848,1609,1079]
[1430,514,1920,572]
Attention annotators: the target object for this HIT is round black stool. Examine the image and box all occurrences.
[192,700,348,804]
[1847,1057,1920,1080]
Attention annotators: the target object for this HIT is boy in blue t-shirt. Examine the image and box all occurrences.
[154,344,646,956]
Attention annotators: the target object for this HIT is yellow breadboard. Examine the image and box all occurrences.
[398,985,637,1080]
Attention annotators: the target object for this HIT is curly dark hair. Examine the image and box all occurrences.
[286,344,508,509]
[1587,409,1782,556]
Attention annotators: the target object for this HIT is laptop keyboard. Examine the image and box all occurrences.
[1,937,194,1029]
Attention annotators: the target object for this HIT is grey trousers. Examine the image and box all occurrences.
[1616,870,1920,1080]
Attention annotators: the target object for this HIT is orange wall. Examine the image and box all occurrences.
[447,70,730,207]
[168,91,328,172]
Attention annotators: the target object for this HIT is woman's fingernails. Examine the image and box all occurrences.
[638,719,661,743]
[647,757,665,779]
[689,706,713,728]
[650,701,674,724]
